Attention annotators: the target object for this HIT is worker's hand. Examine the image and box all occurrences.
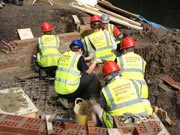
[84,53,95,61]
[117,33,123,40]
[93,56,97,64]
[96,58,103,64]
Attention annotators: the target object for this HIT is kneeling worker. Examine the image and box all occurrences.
[91,61,152,128]
[54,40,97,103]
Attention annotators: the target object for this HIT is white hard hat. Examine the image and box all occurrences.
[101,13,110,23]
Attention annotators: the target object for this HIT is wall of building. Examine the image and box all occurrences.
[0,32,80,70]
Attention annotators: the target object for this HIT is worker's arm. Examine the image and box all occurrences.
[78,56,97,75]
[113,25,123,40]
[85,56,97,74]
[110,35,117,50]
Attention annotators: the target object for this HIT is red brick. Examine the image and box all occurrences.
[95,127,107,134]
[163,76,175,85]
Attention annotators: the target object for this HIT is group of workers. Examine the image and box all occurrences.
[34,13,153,128]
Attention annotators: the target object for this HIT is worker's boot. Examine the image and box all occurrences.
[48,85,59,101]
[39,69,47,78]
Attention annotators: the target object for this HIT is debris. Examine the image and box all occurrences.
[1,40,17,54]
[153,106,176,126]
[96,5,141,26]
[70,3,143,30]
[15,70,39,80]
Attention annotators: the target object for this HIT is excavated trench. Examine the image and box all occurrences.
[0,1,180,135]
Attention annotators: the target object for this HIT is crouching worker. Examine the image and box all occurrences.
[33,22,61,78]
[91,61,152,128]
[53,40,97,107]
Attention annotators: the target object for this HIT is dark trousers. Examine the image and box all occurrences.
[60,73,97,101]
[33,57,57,78]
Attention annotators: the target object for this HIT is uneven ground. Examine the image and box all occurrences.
[0,0,180,134]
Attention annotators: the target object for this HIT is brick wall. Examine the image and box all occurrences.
[0,32,80,70]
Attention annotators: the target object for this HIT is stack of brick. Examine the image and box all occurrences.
[0,113,87,135]
[113,115,162,135]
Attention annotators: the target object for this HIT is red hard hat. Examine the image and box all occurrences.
[121,37,136,50]
[103,61,120,76]
[90,15,102,23]
[41,22,52,32]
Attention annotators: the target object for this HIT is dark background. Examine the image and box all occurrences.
[108,0,180,29]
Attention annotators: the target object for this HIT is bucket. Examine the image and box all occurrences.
[74,98,88,125]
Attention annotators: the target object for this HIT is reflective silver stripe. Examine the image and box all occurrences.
[122,68,144,74]
[106,115,113,120]
[96,46,111,51]
[55,77,79,85]
[141,57,145,74]
[135,109,148,115]
[104,30,110,47]
[55,36,59,48]
[136,80,147,85]
[40,46,59,50]
[40,37,44,50]
[119,56,124,69]
[105,79,142,111]
[110,24,113,35]
[97,54,113,59]
[57,67,80,76]
[87,36,94,54]
[41,54,61,58]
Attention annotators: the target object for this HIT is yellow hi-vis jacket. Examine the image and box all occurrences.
[108,23,121,44]
[117,52,148,99]
[37,35,61,67]
[101,76,152,128]
[84,30,116,61]
[55,51,81,95]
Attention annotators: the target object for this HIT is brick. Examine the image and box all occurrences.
[173,82,180,90]
[147,121,161,134]
[113,116,135,134]
[95,127,108,134]
[163,76,175,85]
[63,122,75,130]
[135,123,148,135]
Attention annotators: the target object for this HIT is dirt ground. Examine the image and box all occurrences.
[1,0,180,134]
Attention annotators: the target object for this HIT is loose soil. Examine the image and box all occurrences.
[1,0,180,134]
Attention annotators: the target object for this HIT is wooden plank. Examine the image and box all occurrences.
[70,4,143,30]
[96,5,141,26]
[0,87,39,118]
[72,15,81,31]
[46,115,54,134]
[98,1,142,20]
[17,28,34,40]
[72,15,80,24]
[153,112,170,135]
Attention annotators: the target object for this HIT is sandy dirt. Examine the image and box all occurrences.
[0,0,180,134]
